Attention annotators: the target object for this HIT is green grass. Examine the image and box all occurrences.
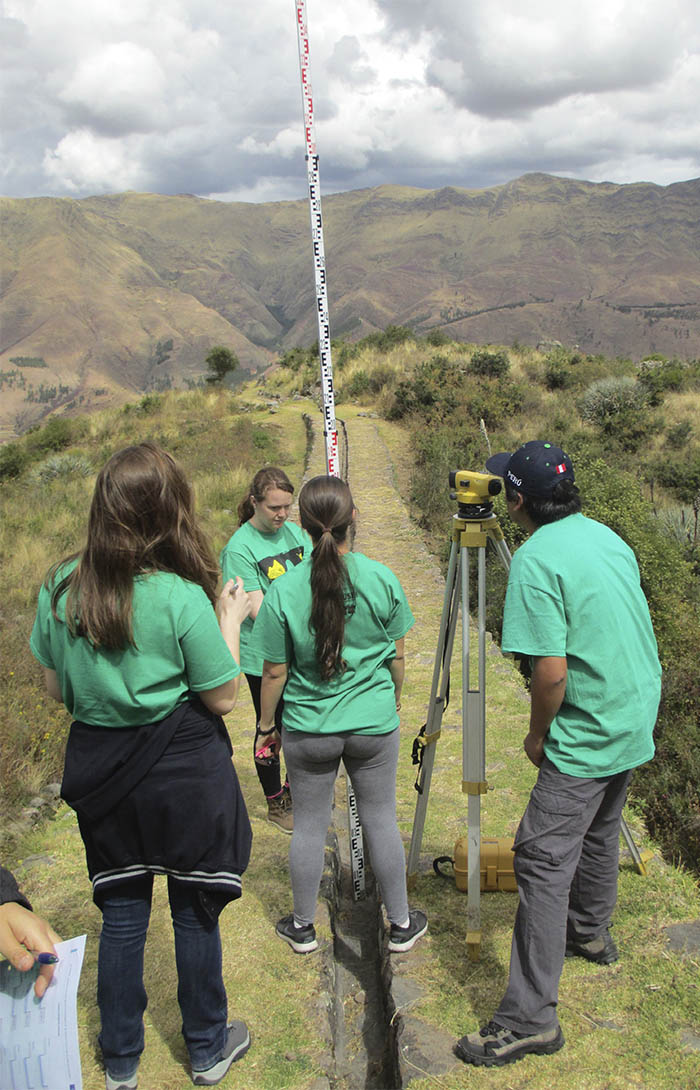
[4,378,700,1090]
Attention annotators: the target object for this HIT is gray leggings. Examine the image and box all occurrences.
[282,727,409,926]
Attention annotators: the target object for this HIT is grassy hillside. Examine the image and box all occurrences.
[1,385,699,1090]
[2,173,699,438]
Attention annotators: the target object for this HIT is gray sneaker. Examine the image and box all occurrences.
[455,1020,564,1067]
[565,928,619,965]
[388,909,428,952]
[105,1072,138,1090]
[275,913,318,954]
[192,1021,251,1085]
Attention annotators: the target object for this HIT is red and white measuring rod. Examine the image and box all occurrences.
[294,1,364,901]
[294,0,339,478]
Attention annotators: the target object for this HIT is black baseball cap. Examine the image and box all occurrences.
[486,440,575,499]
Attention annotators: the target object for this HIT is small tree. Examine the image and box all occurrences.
[205,345,239,386]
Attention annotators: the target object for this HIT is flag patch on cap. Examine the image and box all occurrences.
[555,463,567,474]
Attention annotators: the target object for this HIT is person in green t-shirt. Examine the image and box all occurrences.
[252,475,428,956]
[455,441,661,1069]
[30,442,253,1089]
[220,467,308,833]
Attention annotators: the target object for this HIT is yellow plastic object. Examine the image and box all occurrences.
[454,836,517,893]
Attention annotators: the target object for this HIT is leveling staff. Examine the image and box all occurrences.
[455,440,661,1068]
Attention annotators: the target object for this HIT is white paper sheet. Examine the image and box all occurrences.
[0,935,86,1090]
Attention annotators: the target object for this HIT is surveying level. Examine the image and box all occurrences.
[407,469,647,961]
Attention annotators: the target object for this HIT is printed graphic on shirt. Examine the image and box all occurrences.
[258,547,305,582]
[344,582,356,618]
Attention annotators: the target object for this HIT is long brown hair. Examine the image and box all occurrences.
[298,475,354,680]
[49,441,219,649]
[237,466,294,524]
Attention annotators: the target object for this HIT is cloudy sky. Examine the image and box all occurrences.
[2,0,699,202]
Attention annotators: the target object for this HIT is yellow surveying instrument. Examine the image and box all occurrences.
[406,468,648,962]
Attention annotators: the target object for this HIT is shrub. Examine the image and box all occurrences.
[359,325,414,354]
[345,370,371,398]
[24,417,77,455]
[665,420,693,449]
[637,358,685,405]
[386,355,459,420]
[31,453,92,482]
[0,442,28,480]
[425,328,450,347]
[651,452,700,504]
[543,360,572,390]
[469,348,510,378]
[578,377,652,450]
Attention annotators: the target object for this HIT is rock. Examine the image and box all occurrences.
[664,918,700,957]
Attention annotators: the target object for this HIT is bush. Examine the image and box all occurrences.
[665,420,693,449]
[345,370,371,398]
[651,452,700,504]
[469,348,510,378]
[543,360,572,390]
[578,377,652,450]
[31,453,92,482]
[0,442,28,480]
[386,355,459,420]
[425,328,450,347]
[637,358,685,405]
[24,417,77,456]
[359,325,414,354]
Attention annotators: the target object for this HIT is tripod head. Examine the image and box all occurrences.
[449,469,503,521]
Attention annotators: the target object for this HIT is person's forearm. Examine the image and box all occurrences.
[259,662,288,730]
[217,608,242,665]
[529,656,567,738]
[390,657,405,705]
[524,656,567,766]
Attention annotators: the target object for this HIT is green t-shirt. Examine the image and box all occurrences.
[250,551,414,734]
[30,563,240,727]
[220,519,308,674]
[502,513,661,777]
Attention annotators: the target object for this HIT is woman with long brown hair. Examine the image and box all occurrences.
[30,442,253,1090]
[252,475,427,954]
[220,467,308,833]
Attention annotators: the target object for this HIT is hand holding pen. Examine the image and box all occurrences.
[0,901,61,998]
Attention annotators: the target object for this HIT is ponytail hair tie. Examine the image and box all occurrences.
[321,526,333,535]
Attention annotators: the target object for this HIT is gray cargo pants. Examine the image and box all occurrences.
[494,756,633,1034]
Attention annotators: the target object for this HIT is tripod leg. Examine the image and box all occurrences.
[620,816,648,876]
[407,540,461,885]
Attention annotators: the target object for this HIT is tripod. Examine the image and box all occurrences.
[406,479,647,962]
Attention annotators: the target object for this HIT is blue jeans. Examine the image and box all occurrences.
[97,875,228,1078]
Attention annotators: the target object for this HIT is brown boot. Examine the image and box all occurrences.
[266,785,293,834]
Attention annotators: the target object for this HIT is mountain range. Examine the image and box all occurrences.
[1,171,699,438]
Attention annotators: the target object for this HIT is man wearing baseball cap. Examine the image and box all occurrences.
[455,441,661,1068]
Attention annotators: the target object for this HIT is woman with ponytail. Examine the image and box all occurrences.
[220,467,308,832]
[252,475,427,955]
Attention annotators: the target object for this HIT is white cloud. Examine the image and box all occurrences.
[0,0,698,200]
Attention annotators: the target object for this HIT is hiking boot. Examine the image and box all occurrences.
[566,928,619,964]
[275,913,319,954]
[455,1020,565,1067]
[388,909,428,952]
[192,1021,251,1085]
[266,785,293,834]
[105,1072,138,1090]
